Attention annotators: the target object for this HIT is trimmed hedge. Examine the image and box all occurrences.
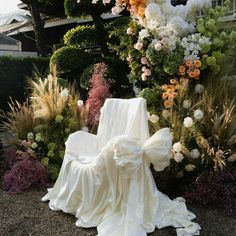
[50,46,94,79]
[0,56,49,112]
[64,25,98,48]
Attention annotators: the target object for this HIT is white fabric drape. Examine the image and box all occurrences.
[42,98,200,236]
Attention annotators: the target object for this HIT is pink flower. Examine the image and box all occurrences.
[86,63,112,127]
[144,68,152,76]
[141,73,148,81]
[134,42,143,51]
[154,42,162,51]
[142,66,147,72]
[103,0,110,4]
[141,57,148,65]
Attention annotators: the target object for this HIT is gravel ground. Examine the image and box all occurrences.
[0,185,236,236]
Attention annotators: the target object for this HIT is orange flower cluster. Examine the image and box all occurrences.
[129,0,147,17]
[162,78,189,108]
[178,60,202,80]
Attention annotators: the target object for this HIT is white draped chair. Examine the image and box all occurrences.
[42,98,200,236]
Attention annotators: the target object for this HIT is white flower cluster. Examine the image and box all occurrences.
[143,0,211,38]
[181,33,211,60]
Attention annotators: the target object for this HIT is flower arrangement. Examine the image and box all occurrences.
[106,0,236,180]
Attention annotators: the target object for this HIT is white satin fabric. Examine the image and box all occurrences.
[42,98,200,236]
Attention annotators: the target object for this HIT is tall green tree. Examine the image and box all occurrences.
[64,0,115,56]
[21,0,65,56]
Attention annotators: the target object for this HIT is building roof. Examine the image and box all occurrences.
[0,13,120,36]
[0,10,30,26]
[0,33,20,45]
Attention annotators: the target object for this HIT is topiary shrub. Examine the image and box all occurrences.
[64,25,98,48]
[50,46,94,82]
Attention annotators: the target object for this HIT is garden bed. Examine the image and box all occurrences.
[0,184,236,236]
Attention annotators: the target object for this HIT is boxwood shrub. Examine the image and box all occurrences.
[0,56,49,112]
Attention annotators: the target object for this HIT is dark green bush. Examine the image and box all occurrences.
[64,25,98,48]
[50,46,94,79]
[64,0,114,18]
[0,56,49,112]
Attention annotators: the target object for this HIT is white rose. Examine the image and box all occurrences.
[146,111,151,119]
[190,149,200,159]
[126,27,133,35]
[183,99,192,109]
[185,164,196,172]
[194,109,204,120]
[174,152,184,163]
[154,42,163,51]
[139,29,149,40]
[134,41,143,51]
[173,142,182,153]
[194,84,204,94]
[141,57,148,65]
[141,73,147,81]
[144,68,152,76]
[183,117,194,128]
[149,114,159,123]
[60,88,69,98]
[77,100,84,107]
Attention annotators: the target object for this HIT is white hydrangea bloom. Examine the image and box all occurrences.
[139,29,149,40]
[149,114,159,123]
[190,149,201,159]
[173,142,183,153]
[60,88,69,98]
[194,109,204,120]
[183,99,192,109]
[183,117,194,128]
[195,84,205,94]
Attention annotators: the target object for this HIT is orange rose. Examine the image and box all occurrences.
[194,60,202,68]
[193,68,200,77]
[188,71,196,78]
[170,79,178,84]
[185,60,193,67]
[162,84,168,90]
[137,7,145,17]
[129,0,136,5]
[162,92,168,100]
[164,100,172,108]
[179,66,186,74]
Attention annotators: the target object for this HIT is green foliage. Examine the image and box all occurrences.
[64,0,114,18]
[50,46,93,80]
[163,48,185,75]
[107,17,131,46]
[139,86,163,112]
[64,25,98,48]
[0,56,49,112]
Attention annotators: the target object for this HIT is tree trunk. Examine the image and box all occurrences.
[27,1,47,56]
[91,13,110,57]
